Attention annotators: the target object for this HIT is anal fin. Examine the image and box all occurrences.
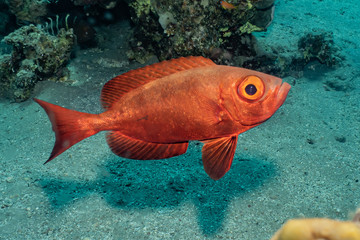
[201,135,238,180]
[107,131,189,160]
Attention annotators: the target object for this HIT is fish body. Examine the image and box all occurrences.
[35,57,290,180]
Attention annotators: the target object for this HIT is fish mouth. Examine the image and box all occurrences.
[258,81,291,123]
[276,81,291,108]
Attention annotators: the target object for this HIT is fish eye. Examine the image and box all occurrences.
[245,84,256,95]
[237,76,264,101]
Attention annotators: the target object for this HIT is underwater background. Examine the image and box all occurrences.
[0,0,359,239]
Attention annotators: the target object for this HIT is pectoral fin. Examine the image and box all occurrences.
[201,135,238,180]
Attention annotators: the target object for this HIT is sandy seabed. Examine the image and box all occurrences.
[1,0,359,239]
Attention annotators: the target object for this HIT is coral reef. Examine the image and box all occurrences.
[127,0,342,79]
[0,0,344,103]
[6,0,48,24]
[40,13,97,45]
[0,24,75,101]
[0,0,127,102]
[4,0,102,45]
[127,0,275,63]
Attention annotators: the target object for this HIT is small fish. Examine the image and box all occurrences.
[220,0,237,10]
[34,57,290,180]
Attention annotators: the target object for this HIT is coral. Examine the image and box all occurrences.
[298,31,341,67]
[127,0,275,63]
[238,22,263,34]
[271,217,360,240]
[0,24,75,101]
[6,0,48,24]
[40,14,97,45]
[129,0,152,18]
[240,30,343,78]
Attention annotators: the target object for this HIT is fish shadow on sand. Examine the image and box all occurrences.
[39,147,276,235]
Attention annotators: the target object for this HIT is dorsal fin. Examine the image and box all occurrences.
[100,56,216,109]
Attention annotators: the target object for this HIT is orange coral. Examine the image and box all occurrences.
[271,218,360,240]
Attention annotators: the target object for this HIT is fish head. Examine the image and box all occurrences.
[224,70,291,126]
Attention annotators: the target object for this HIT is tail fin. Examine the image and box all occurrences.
[34,98,100,163]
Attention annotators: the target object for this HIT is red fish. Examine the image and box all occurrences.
[34,56,290,180]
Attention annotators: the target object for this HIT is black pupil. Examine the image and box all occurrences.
[245,84,257,95]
